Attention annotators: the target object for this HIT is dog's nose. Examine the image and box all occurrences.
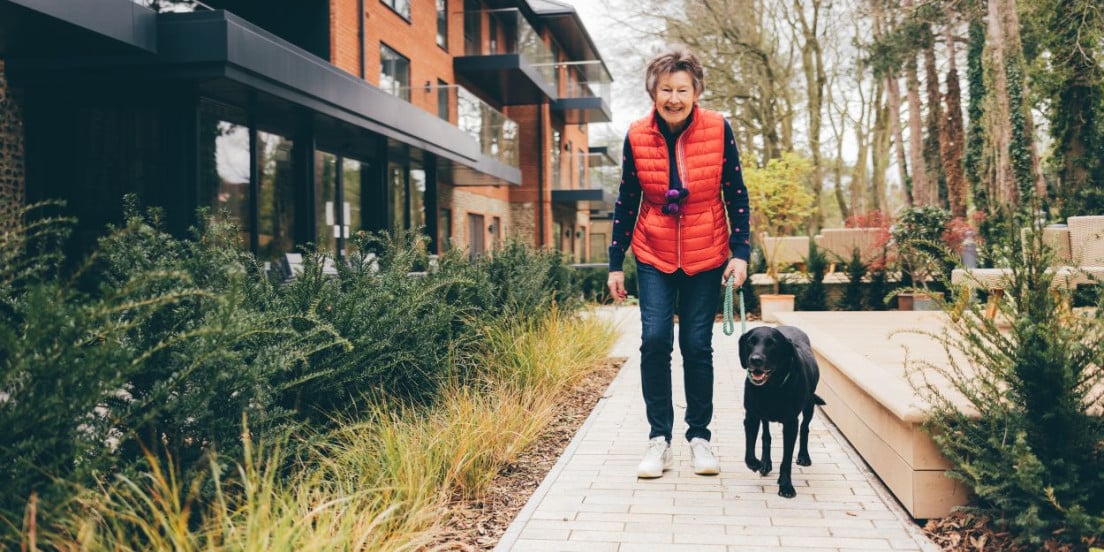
[748,354,765,367]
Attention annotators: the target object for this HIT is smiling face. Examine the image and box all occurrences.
[653,70,698,134]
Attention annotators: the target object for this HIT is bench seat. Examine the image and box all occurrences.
[774,311,974,519]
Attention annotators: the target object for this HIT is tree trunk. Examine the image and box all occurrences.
[942,22,968,218]
[964,5,988,215]
[904,0,928,208]
[795,0,826,231]
[923,37,945,208]
[985,0,1015,205]
[871,78,890,214]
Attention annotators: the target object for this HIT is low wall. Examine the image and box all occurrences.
[773,311,972,519]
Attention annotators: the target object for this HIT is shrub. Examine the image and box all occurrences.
[909,222,1104,546]
[840,247,868,311]
[891,206,952,289]
[280,230,483,418]
[867,264,892,310]
[796,240,830,311]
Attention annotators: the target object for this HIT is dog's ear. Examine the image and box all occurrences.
[738,330,751,369]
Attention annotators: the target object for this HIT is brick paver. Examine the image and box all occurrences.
[496,306,940,552]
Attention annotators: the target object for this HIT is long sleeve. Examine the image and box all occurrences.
[608,134,640,272]
[722,120,751,262]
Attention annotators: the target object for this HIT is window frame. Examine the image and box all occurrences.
[380,0,411,22]
[379,42,411,101]
[436,0,448,50]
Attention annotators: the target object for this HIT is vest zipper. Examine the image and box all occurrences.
[675,132,690,269]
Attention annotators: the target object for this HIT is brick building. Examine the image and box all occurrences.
[0,0,611,263]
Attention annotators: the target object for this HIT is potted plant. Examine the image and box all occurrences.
[890,206,951,310]
[745,153,816,321]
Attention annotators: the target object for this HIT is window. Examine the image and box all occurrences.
[439,208,452,252]
[380,0,410,20]
[488,14,498,54]
[551,129,561,189]
[437,79,449,120]
[380,43,410,101]
[491,216,502,251]
[436,0,448,49]
[468,213,485,259]
[256,130,296,263]
[463,0,481,55]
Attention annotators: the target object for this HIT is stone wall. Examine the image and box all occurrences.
[0,60,26,231]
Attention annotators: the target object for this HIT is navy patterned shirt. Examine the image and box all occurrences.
[608,113,752,271]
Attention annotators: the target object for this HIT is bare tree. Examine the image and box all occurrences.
[789,0,829,230]
[903,0,928,207]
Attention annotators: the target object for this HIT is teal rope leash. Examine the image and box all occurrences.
[722,277,746,336]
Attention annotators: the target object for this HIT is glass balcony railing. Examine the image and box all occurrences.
[559,60,613,105]
[456,86,519,167]
[561,78,612,106]
[462,8,556,87]
[389,83,519,168]
[130,0,207,12]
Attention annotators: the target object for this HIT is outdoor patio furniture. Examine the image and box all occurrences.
[759,234,810,269]
[813,227,889,267]
[951,215,1104,318]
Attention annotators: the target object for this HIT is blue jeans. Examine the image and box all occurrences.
[636,261,723,443]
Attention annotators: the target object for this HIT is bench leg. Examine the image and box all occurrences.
[984,288,1004,320]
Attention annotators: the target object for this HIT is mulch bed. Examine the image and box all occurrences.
[427,356,626,551]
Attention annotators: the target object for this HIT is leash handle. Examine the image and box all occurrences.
[722,277,746,336]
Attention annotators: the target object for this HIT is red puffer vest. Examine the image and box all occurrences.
[627,106,729,275]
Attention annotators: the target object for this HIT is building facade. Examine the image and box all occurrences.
[0,0,611,264]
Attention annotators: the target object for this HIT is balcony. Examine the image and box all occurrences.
[551,145,615,206]
[552,61,612,124]
[390,84,519,167]
[454,8,556,105]
[394,82,521,186]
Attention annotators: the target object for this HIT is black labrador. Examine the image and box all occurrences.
[739,325,826,498]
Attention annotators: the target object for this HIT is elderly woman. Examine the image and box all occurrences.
[607,47,751,478]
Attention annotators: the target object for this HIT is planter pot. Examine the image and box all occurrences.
[760,293,795,323]
[897,292,938,311]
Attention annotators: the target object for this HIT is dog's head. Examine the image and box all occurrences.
[738,326,796,387]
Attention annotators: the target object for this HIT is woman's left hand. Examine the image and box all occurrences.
[723,258,748,288]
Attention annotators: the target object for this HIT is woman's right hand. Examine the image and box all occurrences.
[607,271,627,303]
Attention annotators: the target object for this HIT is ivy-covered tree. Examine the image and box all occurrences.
[1021,0,1104,218]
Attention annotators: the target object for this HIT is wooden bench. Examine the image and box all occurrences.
[760,235,811,269]
[774,311,974,519]
[814,227,890,266]
[951,216,1104,318]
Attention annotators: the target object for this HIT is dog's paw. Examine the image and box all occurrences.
[758,460,773,476]
[744,457,761,472]
[796,452,812,466]
[778,483,797,498]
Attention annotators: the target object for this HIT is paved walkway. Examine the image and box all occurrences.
[496,306,940,551]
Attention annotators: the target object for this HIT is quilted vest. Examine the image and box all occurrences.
[627,106,729,275]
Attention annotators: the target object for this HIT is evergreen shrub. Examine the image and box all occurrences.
[910,223,1104,546]
[841,247,869,311]
[796,240,830,310]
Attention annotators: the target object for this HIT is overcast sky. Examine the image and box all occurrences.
[558,0,657,143]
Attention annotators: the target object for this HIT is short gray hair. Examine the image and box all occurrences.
[644,47,705,99]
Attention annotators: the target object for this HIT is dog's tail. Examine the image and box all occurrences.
[812,393,826,406]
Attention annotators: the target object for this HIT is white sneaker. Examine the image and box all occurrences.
[689,437,720,475]
[636,437,672,478]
